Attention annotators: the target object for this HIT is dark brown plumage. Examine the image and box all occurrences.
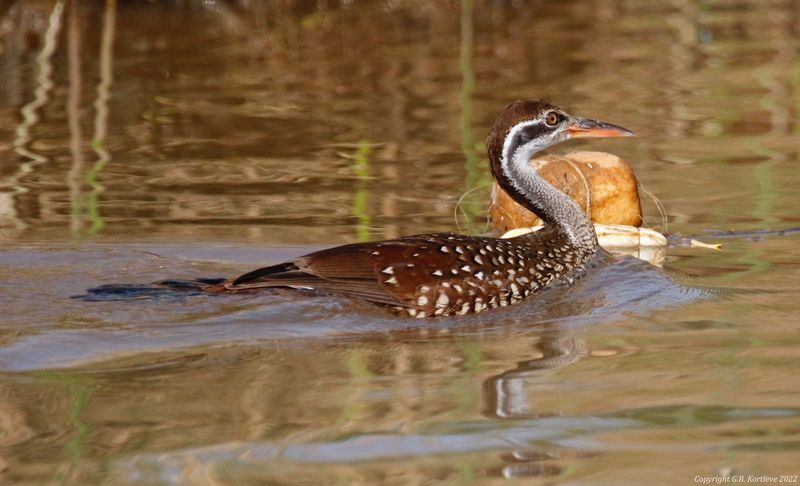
[228,228,589,317]
[215,100,634,317]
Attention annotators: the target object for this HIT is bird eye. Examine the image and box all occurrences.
[545,111,560,127]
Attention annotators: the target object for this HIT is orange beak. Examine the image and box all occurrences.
[567,117,635,139]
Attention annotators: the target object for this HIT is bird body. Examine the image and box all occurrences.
[218,100,634,317]
[228,227,594,317]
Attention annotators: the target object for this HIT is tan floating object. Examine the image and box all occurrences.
[490,151,642,233]
[502,224,668,267]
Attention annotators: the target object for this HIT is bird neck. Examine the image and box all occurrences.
[497,141,597,250]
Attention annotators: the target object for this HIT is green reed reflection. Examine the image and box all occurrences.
[86,0,117,235]
[36,371,94,484]
[454,341,481,413]
[66,0,116,238]
[458,0,489,234]
[714,55,788,282]
[352,140,373,242]
[337,348,373,424]
[67,0,86,238]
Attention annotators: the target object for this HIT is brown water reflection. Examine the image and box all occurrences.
[1,0,800,484]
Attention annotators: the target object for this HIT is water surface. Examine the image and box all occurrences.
[0,1,799,484]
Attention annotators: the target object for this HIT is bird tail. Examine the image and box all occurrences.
[230,262,300,286]
[74,277,227,301]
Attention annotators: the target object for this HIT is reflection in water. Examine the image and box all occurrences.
[484,331,587,420]
[456,0,487,233]
[44,371,94,483]
[482,330,590,479]
[0,1,798,244]
[2,1,63,233]
[351,140,372,241]
[66,1,85,237]
[490,450,565,480]
[84,0,117,236]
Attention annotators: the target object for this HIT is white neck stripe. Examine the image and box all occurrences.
[500,120,542,167]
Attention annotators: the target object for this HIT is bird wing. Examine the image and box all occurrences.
[225,229,581,316]
[225,234,470,308]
